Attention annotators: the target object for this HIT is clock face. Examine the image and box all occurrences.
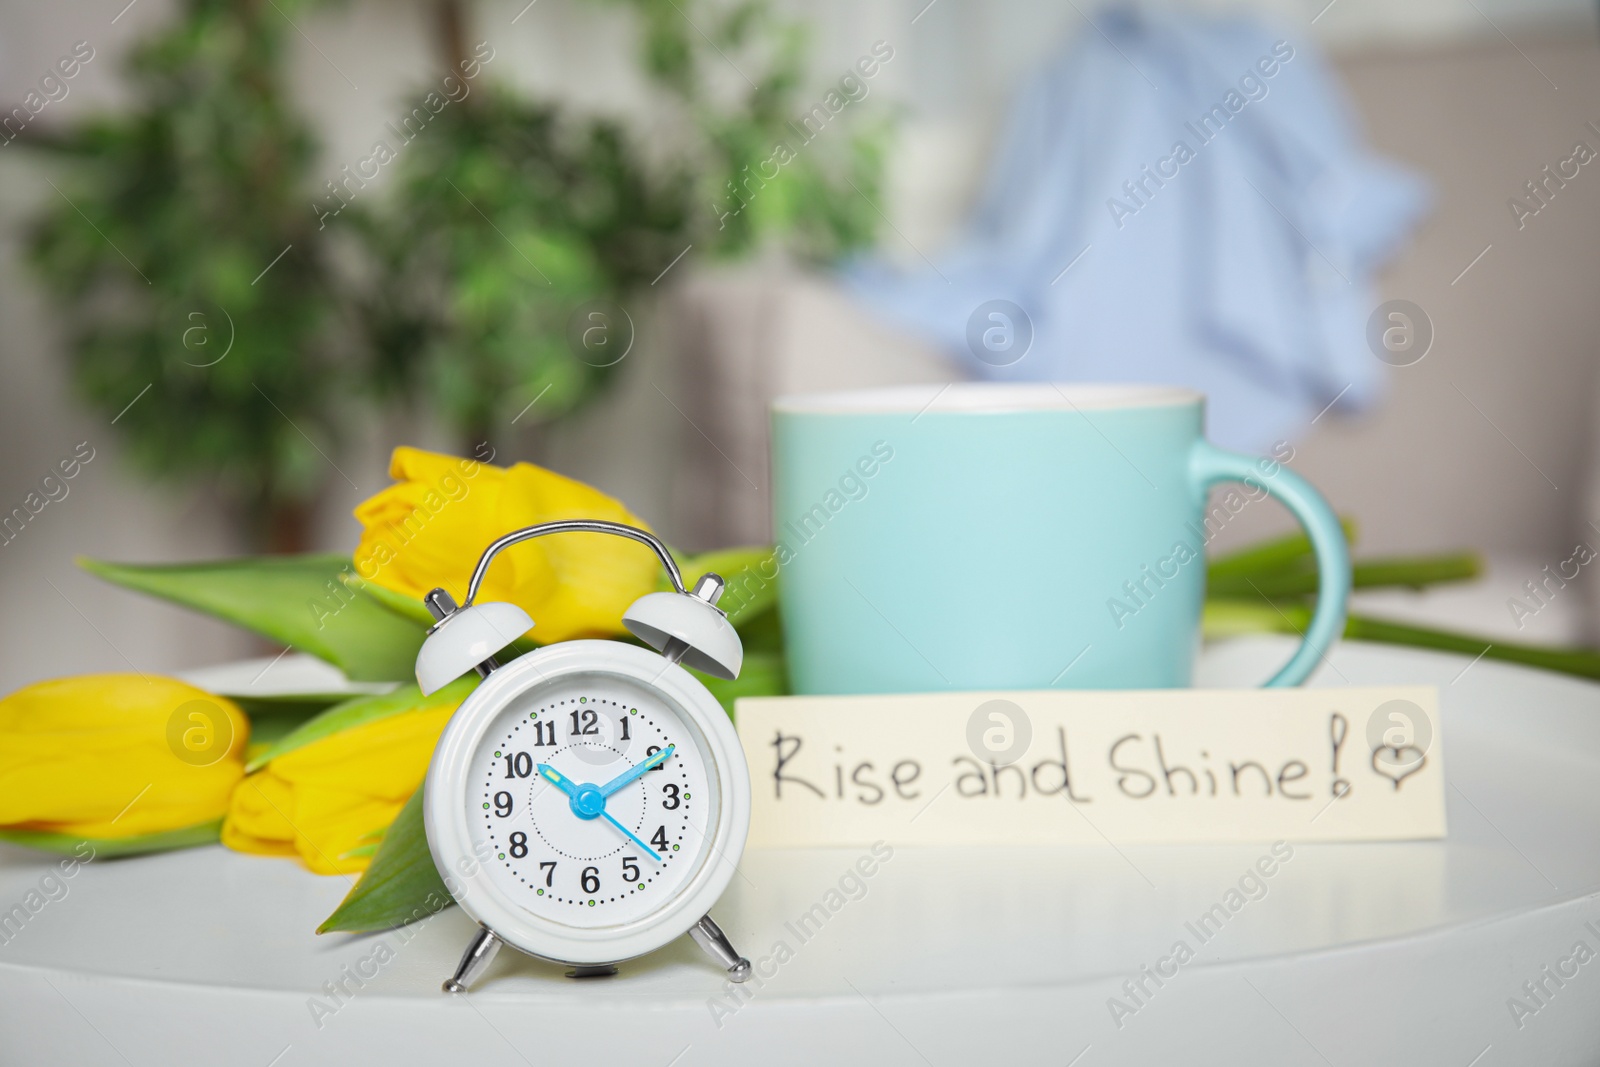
[469,670,718,929]
[426,640,749,965]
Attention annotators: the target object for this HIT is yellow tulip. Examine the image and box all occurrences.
[352,446,660,642]
[222,701,454,875]
[0,674,247,839]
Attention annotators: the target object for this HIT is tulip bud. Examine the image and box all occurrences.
[223,697,458,875]
[0,674,247,840]
[350,447,660,642]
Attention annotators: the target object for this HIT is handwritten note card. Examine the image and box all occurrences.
[735,687,1444,847]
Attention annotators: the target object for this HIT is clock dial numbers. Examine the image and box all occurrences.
[476,687,711,928]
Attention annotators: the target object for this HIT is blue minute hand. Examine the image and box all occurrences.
[598,744,674,798]
[600,810,663,863]
[537,763,580,798]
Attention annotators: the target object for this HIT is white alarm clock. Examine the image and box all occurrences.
[413,520,753,992]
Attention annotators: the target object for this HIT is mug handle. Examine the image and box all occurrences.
[1188,441,1351,687]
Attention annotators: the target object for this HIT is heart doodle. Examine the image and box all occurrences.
[1370,744,1426,790]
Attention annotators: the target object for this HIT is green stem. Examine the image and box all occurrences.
[1342,614,1600,680]
[1202,598,1600,681]
[1208,553,1481,599]
[1205,519,1357,583]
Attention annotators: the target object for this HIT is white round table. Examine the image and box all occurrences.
[2,637,1598,1066]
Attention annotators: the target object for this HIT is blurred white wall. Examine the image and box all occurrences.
[0,0,1595,690]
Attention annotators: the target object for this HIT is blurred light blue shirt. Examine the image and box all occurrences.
[843,6,1430,452]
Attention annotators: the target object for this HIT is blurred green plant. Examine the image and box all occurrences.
[353,0,886,451]
[26,0,889,537]
[27,0,343,551]
[616,0,887,260]
[346,88,691,449]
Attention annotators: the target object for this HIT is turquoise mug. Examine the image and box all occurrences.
[770,383,1349,694]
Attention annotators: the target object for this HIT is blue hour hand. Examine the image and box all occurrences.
[536,763,580,798]
[598,744,674,798]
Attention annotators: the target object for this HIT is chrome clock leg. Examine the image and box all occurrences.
[443,926,502,994]
[689,914,752,982]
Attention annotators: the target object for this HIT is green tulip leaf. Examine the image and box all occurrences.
[248,677,477,772]
[691,650,788,720]
[319,787,451,933]
[341,574,437,628]
[237,697,344,764]
[343,573,541,658]
[230,694,347,721]
[730,601,784,654]
[79,554,427,681]
[0,820,222,858]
